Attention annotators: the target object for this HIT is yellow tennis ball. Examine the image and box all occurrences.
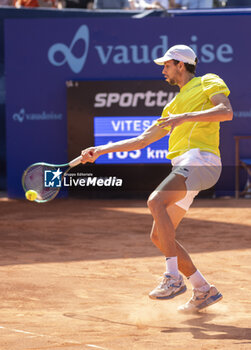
[25,190,38,201]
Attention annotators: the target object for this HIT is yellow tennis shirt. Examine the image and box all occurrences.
[159,73,230,159]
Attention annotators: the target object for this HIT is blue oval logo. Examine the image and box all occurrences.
[48,25,89,74]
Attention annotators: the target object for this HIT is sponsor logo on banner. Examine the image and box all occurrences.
[44,169,62,188]
[94,91,178,108]
[48,25,89,74]
[12,108,26,122]
[12,108,63,122]
[48,26,234,74]
[233,110,251,118]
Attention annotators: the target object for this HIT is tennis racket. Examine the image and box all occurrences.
[22,155,82,203]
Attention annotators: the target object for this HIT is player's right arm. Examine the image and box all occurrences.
[81,123,168,164]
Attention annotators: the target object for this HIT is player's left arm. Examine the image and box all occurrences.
[158,93,233,132]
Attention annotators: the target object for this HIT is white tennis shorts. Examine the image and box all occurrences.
[171,148,222,211]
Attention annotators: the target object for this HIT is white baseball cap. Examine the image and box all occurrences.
[154,45,197,66]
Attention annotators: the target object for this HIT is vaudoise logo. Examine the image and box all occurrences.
[47,24,170,74]
[47,24,234,74]
[48,25,89,74]
[12,109,62,123]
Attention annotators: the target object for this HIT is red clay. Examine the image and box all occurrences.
[0,197,250,350]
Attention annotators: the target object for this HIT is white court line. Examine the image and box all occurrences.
[0,326,43,336]
[0,325,81,344]
[86,345,110,350]
[0,325,110,348]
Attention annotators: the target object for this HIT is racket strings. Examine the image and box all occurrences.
[23,164,60,202]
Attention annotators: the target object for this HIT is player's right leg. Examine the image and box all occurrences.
[147,168,197,300]
[147,172,187,259]
[150,206,197,277]
[149,205,196,300]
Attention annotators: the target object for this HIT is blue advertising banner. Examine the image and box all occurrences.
[5,16,251,197]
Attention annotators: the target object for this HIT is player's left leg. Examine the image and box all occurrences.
[149,185,222,310]
[150,212,223,311]
[149,213,222,313]
[178,285,223,313]
[148,149,223,307]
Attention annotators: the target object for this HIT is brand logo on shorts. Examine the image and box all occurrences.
[44,169,63,187]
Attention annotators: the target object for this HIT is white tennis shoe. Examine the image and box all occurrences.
[178,285,223,313]
[149,273,187,300]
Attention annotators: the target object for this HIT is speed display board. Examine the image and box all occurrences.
[67,79,178,164]
[94,116,169,164]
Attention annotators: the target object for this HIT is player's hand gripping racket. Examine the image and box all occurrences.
[22,155,82,203]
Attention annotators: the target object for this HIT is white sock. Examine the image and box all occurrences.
[165,256,179,278]
[187,270,210,292]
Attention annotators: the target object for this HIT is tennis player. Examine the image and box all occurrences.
[81,44,233,313]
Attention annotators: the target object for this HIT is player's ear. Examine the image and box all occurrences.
[179,61,185,70]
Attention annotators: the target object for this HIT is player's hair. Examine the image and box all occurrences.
[173,58,198,74]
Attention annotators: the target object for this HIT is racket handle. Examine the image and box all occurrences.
[69,155,82,168]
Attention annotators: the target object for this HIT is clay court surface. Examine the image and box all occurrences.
[0,197,250,350]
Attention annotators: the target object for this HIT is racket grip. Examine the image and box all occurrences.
[69,155,82,168]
